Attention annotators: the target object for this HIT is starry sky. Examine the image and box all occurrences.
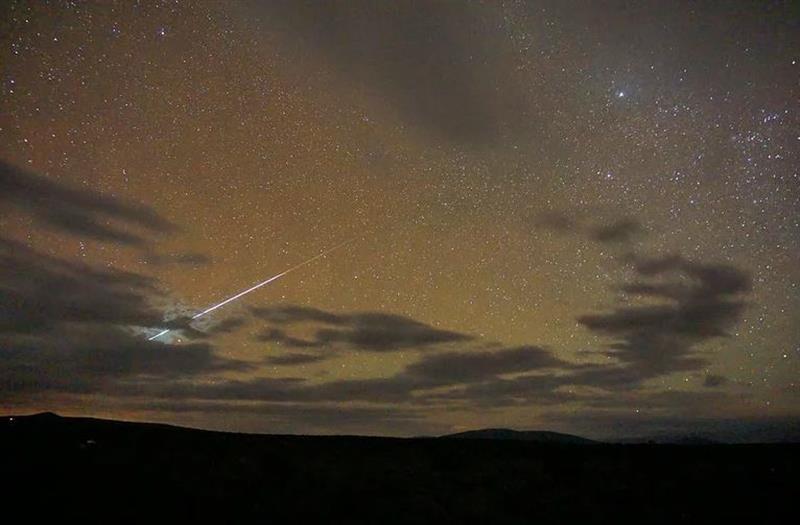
[1,1,798,441]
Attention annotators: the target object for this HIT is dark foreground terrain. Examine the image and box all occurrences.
[2,413,797,524]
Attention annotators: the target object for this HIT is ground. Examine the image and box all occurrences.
[3,414,797,523]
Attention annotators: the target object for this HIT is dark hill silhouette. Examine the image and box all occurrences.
[444,428,597,444]
[2,412,797,524]
[24,411,61,421]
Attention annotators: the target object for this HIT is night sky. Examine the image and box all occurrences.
[1,1,798,440]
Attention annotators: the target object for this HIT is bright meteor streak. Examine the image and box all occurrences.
[148,239,351,341]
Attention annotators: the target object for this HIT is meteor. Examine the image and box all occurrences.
[147,239,351,341]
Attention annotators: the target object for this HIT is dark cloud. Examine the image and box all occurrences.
[1,326,247,395]
[313,313,470,351]
[703,374,729,388]
[0,208,754,427]
[305,346,567,403]
[118,372,412,405]
[436,373,737,413]
[113,377,307,403]
[575,255,751,387]
[404,346,566,384]
[188,317,248,338]
[265,353,329,366]
[256,327,324,348]
[535,211,644,244]
[202,316,248,336]
[118,345,569,406]
[0,170,246,400]
[0,238,162,334]
[414,253,752,405]
[590,218,643,244]
[0,239,249,399]
[0,164,756,431]
[251,1,525,145]
[0,161,174,245]
[428,374,575,408]
[253,305,472,351]
[163,315,249,342]
[48,246,750,413]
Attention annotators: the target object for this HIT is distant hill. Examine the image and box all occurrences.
[443,428,598,444]
[4,411,196,434]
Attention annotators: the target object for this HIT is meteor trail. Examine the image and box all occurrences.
[148,239,351,341]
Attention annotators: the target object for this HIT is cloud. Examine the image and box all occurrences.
[0,238,162,334]
[265,353,329,366]
[703,374,729,388]
[534,210,645,244]
[186,316,248,339]
[251,1,526,145]
[0,161,174,245]
[0,239,249,399]
[404,345,566,384]
[116,344,569,406]
[252,305,472,351]
[428,373,575,408]
[205,316,248,335]
[256,328,324,348]
[1,326,247,395]
[0,170,243,400]
[313,314,470,351]
[409,253,753,405]
[590,218,643,244]
[575,254,751,386]
[52,247,749,414]
[303,345,568,403]
[0,167,757,433]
